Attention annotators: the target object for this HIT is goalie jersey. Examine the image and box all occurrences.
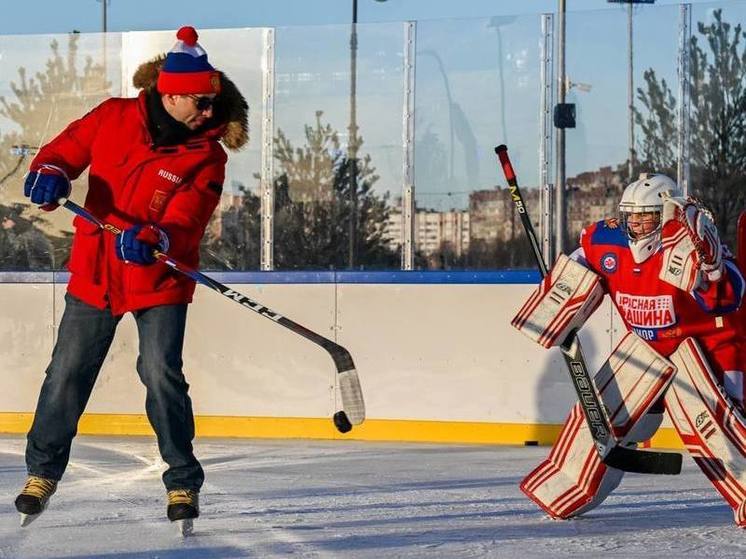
[579,218,746,368]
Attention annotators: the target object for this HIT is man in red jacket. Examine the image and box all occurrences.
[14,26,248,534]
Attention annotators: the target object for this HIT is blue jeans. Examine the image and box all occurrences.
[25,293,204,491]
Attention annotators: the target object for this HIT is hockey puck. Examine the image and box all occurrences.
[333,411,353,433]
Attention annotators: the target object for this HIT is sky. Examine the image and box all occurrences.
[0,0,731,36]
[0,0,744,211]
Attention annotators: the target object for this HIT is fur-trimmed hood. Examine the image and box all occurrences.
[132,55,249,152]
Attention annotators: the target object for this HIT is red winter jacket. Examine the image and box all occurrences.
[30,78,248,315]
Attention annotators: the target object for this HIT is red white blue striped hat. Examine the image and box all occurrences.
[157,26,221,95]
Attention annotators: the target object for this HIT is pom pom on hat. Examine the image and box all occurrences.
[176,26,199,46]
[157,26,221,95]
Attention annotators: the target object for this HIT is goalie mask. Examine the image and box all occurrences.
[619,173,681,263]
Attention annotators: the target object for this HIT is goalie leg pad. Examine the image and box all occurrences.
[724,370,745,407]
[521,332,675,518]
[665,338,746,527]
[597,332,676,441]
[512,254,604,348]
[521,404,623,519]
[625,409,664,444]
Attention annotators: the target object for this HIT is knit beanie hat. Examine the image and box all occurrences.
[157,26,221,95]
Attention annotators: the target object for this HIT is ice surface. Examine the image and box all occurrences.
[1,435,744,558]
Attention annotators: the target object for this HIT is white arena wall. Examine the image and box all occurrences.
[0,277,683,448]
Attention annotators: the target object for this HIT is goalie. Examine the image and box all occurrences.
[513,173,746,527]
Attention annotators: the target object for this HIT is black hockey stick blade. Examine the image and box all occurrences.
[604,445,682,475]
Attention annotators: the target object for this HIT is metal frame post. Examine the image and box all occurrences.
[540,13,555,264]
[260,28,276,270]
[555,0,567,257]
[401,21,416,270]
[677,4,691,195]
[627,4,635,178]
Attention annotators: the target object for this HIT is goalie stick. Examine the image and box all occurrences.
[494,144,681,475]
[59,198,365,434]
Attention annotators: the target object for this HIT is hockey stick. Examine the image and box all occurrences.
[494,145,681,475]
[59,198,365,434]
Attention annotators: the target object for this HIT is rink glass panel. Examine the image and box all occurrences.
[2,6,743,274]
[0,31,121,271]
[271,22,404,271]
[121,28,265,272]
[562,4,680,253]
[413,15,544,270]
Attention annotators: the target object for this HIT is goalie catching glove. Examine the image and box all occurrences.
[512,254,604,348]
[660,196,724,291]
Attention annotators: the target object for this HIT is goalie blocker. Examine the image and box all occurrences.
[521,332,676,519]
[512,254,604,348]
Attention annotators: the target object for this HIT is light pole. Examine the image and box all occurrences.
[488,16,517,242]
[556,0,567,256]
[488,16,517,146]
[97,0,108,32]
[97,0,109,94]
[348,0,359,269]
[347,0,387,269]
[420,50,455,184]
[626,2,633,178]
[608,0,656,179]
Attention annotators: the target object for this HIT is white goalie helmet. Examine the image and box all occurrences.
[619,173,681,263]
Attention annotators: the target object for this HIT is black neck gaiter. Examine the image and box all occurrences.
[145,89,192,148]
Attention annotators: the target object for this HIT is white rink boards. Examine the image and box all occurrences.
[0,279,668,445]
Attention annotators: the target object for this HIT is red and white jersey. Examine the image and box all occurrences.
[578,219,746,373]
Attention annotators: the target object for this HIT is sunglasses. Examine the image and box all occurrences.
[186,95,216,111]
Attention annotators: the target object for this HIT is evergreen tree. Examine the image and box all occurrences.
[200,183,261,271]
[273,111,396,269]
[207,112,398,270]
[0,33,110,268]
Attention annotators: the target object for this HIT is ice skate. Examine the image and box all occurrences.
[15,475,57,527]
[167,489,199,536]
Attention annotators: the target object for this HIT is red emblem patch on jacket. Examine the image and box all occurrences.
[149,189,169,213]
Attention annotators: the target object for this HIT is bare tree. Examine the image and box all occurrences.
[635,9,746,246]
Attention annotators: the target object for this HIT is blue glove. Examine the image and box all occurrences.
[115,224,170,265]
[24,165,72,211]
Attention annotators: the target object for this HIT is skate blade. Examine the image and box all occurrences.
[177,518,193,536]
[20,513,41,527]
